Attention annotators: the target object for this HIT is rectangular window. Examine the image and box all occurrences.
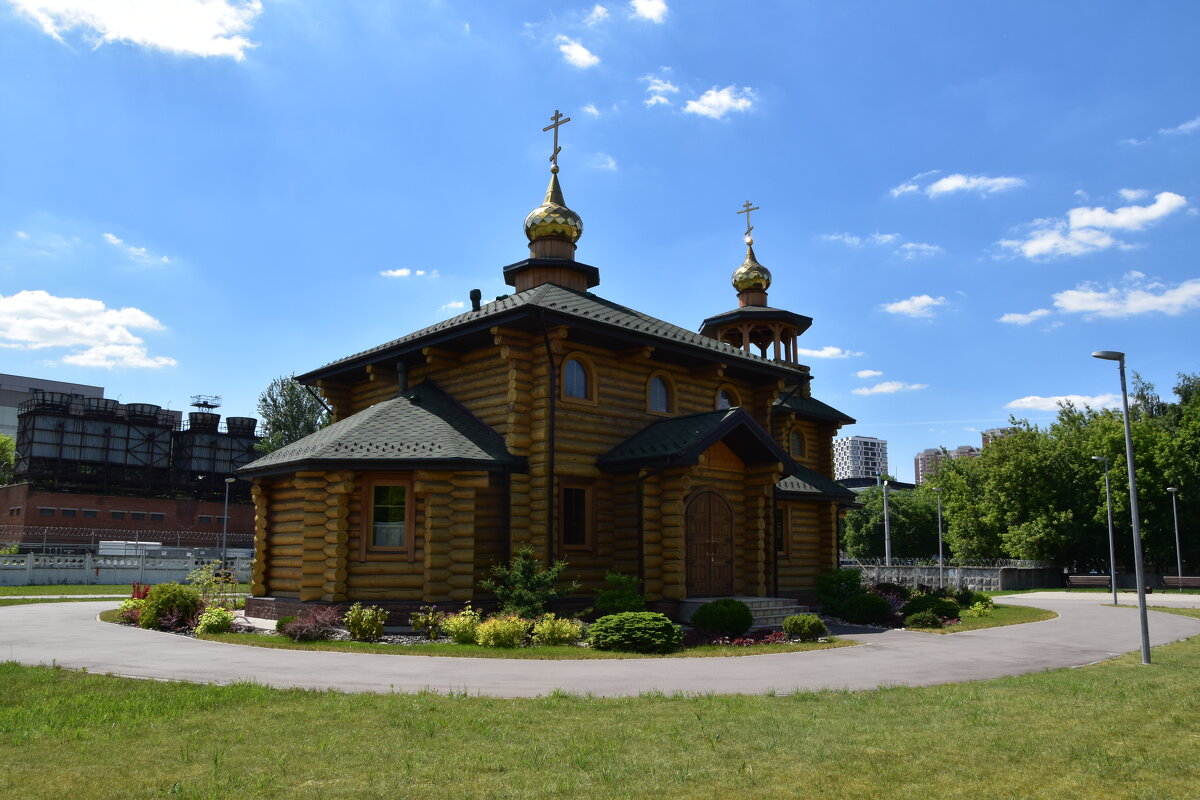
[8,507,20,517]
[371,485,407,549]
[83,509,98,518]
[559,484,592,550]
[198,515,211,524]
[149,512,165,522]
[60,508,77,518]
[774,506,789,557]
[110,511,126,520]
[130,511,146,521]
[38,507,55,516]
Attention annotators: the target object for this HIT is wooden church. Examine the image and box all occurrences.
[241,112,856,621]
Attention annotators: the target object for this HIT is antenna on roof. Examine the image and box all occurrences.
[190,394,222,411]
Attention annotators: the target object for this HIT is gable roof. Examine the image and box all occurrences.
[775,464,856,501]
[239,381,523,477]
[298,282,809,385]
[598,407,792,472]
[776,394,856,425]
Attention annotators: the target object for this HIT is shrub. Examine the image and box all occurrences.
[531,614,584,646]
[194,606,235,635]
[782,613,828,642]
[588,612,682,654]
[689,598,753,637]
[116,598,143,625]
[275,615,297,633]
[871,582,912,601]
[343,602,388,641]
[478,546,581,619]
[187,560,238,609]
[905,609,944,628]
[961,601,994,618]
[409,605,447,640]
[475,613,530,648]
[594,571,646,616]
[280,606,341,642]
[902,594,961,620]
[139,582,203,631]
[954,589,993,609]
[835,593,893,626]
[815,568,865,608]
[130,583,151,600]
[442,605,483,645]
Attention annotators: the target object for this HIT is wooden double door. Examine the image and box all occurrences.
[685,491,734,596]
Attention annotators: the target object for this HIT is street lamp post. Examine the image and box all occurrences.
[882,479,892,568]
[1092,456,1119,606]
[1092,350,1151,664]
[1167,487,1182,592]
[222,477,236,566]
[933,486,944,588]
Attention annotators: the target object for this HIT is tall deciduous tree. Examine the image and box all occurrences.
[842,480,939,560]
[0,433,15,485]
[254,376,330,454]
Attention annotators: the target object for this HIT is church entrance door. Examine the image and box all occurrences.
[685,491,734,596]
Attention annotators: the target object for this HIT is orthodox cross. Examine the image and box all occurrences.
[737,200,760,238]
[543,109,571,168]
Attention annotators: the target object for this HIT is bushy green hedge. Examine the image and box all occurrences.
[904,609,943,628]
[815,568,864,608]
[902,594,960,620]
[194,606,234,635]
[443,605,483,645]
[834,593,892,625]
[594,572,646,616]
[588,612,682,654]
[782,613,828,641]
[689,598,753,637]
[343,602,388,641]
[475,614,530,648]
[139,582,203,631]
[531,614,584,646]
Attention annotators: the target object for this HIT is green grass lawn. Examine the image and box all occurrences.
[0,597,115,607]
[909,603,1057,634]
[0,583,250,597]
[2,608,1197,799]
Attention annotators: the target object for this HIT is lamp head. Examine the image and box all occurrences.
[225,477,236,484]
[1091,455,1107,464]
[1167,487,1179,494]
[932,486,941,494]
[1092,350,1125,362]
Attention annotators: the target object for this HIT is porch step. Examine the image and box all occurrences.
[678,596,811,630]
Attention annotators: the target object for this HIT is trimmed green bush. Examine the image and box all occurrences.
[905,609,944,628]
[475,614,531,648]
[902,594,960,620]
[443,605,483,645]
[531,614,584,646]
[116,598,143,626]
[871,582,912,600]
[594,572,646,616]
[343,602,388,641]
[815,568,865,608]
[689,598,753,637]
[961,601,994,618]
[834,593,892,625]
[194,606,235,635]
[275,615,297,633]
[782,613,828,642]
[589,612,682,654]
[954,589,993,609]
[139,582,203,631]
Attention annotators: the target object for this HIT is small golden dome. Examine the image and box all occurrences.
[732,239,772,291]
[524,168,583,244]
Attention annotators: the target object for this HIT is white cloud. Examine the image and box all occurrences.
[822,233,861,247]
[381,268,412,277]
[629,0,667,23]
[1159,116,1200,136]
[102,232,171,265]
[1119,188,1148,201]
[0,289,175,368]
[926,174,1025,197]
[582,103,600,117]
[554,35,599,68]
[439,301,466,312]
[871,233,900,245]
[998,308,1052,325]
[855,369,883,378]
[794,346,864,359]
[683,86,755,119]
[584,4,609,25]
[592,153,617,170]
[1052,277,1200,318]
[890,182,919,198]
[16,230,29,239]
[641,73,678,107]
[882,294,945,318]
[1000,191,1187,259]
[1005,394,1120,411]
[853,381,929,396]
[897,242,942,259]
[10,0,262,61]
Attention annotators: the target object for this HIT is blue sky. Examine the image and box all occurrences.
[1,1,1197,482]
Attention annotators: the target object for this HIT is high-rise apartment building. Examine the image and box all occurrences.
[833,435,888,480]
[913,444,982,483]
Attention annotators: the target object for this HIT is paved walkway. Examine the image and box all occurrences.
[1,592,1197,698]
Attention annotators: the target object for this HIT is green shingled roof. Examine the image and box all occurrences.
[239,381,522,477]
[775,464,856,500]
[775,393,856,424]
[299,282,806,383]
[598,408,791,472]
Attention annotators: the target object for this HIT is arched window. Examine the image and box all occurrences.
[716,386,739,410]
[648,374,671,414]
[561,356,594,401]
[790,429,806,458]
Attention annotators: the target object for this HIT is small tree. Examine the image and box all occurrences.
[478,546,580,618]
[255,375,330,454]
[0,433,14,485]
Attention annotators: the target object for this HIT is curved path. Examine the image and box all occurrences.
[2,592,1197,698]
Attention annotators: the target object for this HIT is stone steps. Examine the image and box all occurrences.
[678,596,811,630]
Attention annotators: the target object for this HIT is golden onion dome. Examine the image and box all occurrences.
[524,167,583,243]
[731,238,772,291]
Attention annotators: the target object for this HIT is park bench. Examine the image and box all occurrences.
[1162,576,1200,591]
[1065,575,1111,591]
